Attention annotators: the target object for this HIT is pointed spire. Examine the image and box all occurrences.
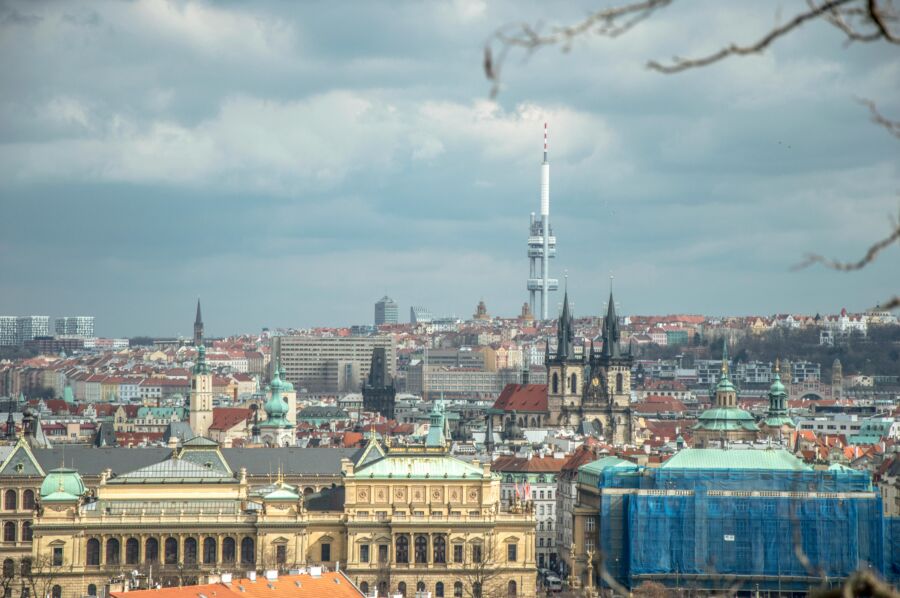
[195,299,202,325]
[720,339,729,376]
[601,286,621,359]
[557,281,574,360]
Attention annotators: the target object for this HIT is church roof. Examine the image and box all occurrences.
[693,407,760,432]
[492,384,549,413]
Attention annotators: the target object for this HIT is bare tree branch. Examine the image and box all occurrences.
[794,207,900,272]
[858,97,900,139]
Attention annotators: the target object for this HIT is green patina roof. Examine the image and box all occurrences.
[662,448,811,471]
[356,453,489,480]
[762,415,795,428]
[693,407,759,431]
[578,456,635,475]
[110,458,236,484]
[40,467,86,502]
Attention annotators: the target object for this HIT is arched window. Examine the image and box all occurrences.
[164,537,178,565]
[473,582,482,598]
[435,582,445,598]
[22,490,34,511]
[359,582,368,595]
[20,557,31,577]
[616,373,623,393]
[126,538,139,565]
[87,585,97,597]
[106,538,120,565]
[378,582,388,597]
[21,521,32,542]
[240,537,255,565]
[1,522,14,543]
[222,537,236,563]
[203,537,217,565]
[416,581,426,593]
[414,535,428,563]
[570,373,577,392]
[551,372,559,394]
[433,535,446,564]
[507,581,517,597]
[2,559,13,578]
[184,537,198,565]
[397,582,406,597]
[453,581,463,597]
[86,538,100,566]
[4,490,16,511]
[145,538,159,563]
[51,585,61,598]
[395,535,409,564]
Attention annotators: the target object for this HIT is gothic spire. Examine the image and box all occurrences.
[557,286,574,360]
[601,290,621,359]
[195,299,203,325]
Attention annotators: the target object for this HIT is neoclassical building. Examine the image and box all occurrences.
[6,405,535,598]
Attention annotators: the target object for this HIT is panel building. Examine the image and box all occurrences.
[16,316,49,345]
[0,316,16,346]
[374,296,398,326]
[274,335,396,393]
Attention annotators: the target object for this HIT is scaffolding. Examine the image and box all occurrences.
[593,464,889,592]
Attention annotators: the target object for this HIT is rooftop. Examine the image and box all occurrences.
[661,448,811,471]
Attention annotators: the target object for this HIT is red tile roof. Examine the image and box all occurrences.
[111,572,364,598]
[209,407,252,431]
[491,454,566,473]
[492,384,548,413]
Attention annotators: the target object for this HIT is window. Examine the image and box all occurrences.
[106,538,120,565]
[473,582,482,598]
[507,543,517,562]
[397,582,407,598]
[22,521,32,542]
[507,581,517,597]
[126,538,139,565]
[539,538,544,547]
[1,522,14,543]
[222,537,235,563]
[3,490,16,511]
[435,581,445,597]
[86,538,100,566]
[551,372,558,394]
[2,559,13,578]
[359,544,369,563]
[203,538,217,565]
[378,544,388,563]
[417,582,426,592]
[569,372,577,392]
[20,558,31,578]
[241,537,255,565]
[51,586,61,598]
[319,542,330,562]
[396,535,409,564]
[145,538,159,564]
[433,535,446,564]
[164,538,178,565]
[184,537,197,565]
[454,582,463,597]
[21,490,35,511]
[276,545,286,566]
[453,544,463,563]
[472,544,482,564]
[616,373,624,393]
[359,582,369,595]
[414,535,428,563]
[86,586,96,597]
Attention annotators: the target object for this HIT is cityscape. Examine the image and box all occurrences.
[1,2,899,598]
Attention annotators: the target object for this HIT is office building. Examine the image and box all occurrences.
[54,316,95,338]
[409,305,433,324]
[274,335,396,393]
[16,316,50,344]
[374,296,398,326]
[0,316,16,346]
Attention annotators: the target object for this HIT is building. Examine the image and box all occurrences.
[22,337,85,355]
[9,403,536,598]
[54,317,95,338]
[16,316,50,345]
[188,346,213,438]
[409,306,433,324]
[573,448,888,593]
[492,454,566,570]
[0,317,17,346]
[361,347,396,420]
[758,361,796,441]
[374,296,398,326]
[275,336,396,394]
[546,289,583,426]
[256,369,295,447]
[109,571,365,598]
[691,343,759,447]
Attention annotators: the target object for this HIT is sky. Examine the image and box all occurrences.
[0,0,897,337]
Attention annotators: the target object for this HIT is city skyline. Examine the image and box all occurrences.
[1,0,897,337]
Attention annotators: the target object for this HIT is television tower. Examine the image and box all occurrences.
[527,123,558,320]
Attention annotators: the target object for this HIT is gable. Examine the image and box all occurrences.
[0,442,45,477]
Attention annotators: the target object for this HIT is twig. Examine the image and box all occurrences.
[857,97,900,139]
[794,208,900,272]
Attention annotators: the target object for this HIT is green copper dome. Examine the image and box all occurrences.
[278,364,294,392]
[40,468,86,502]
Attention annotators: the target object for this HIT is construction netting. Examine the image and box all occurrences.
[887,517,900,583]
[593,466,889,591]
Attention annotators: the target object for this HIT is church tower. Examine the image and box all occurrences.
[189,345,213,438]
[759,359,795,441]
[193,299,204,346]
[546,288,583,425]
[832,358,843,399]
[582,290,634,444]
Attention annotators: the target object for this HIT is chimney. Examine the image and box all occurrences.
[221,573,232,585]
[265,570,277,582]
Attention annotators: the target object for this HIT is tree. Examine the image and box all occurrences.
[19,555,63,598]
[485,0,900,311]
[457,535,509,598]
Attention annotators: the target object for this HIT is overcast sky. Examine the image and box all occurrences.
[0,0,897,337]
